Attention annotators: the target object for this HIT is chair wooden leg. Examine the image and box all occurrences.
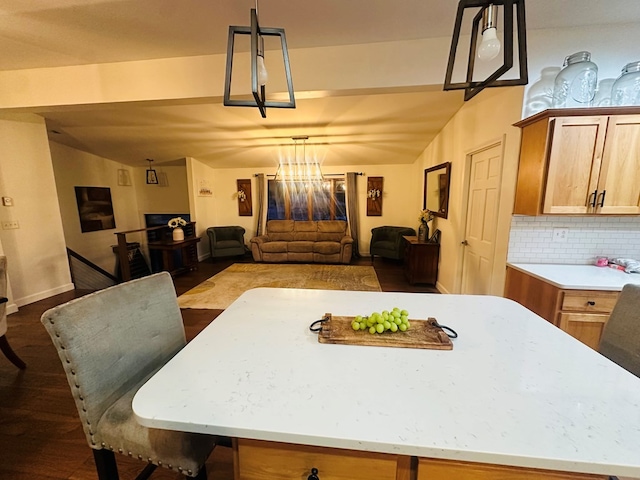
[0,334,26,369]
[93,449,119,480]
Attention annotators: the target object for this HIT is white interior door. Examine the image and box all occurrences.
[460,143,503,295]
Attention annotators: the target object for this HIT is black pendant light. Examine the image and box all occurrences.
[146,159,158,185]
[223,0,295,118]
[443,0,528,101]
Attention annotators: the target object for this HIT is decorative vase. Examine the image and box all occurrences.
[418,222,429,242]
[172,227,184,242]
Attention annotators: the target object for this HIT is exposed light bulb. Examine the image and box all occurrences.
[257,54,269,86]
[478,26,501,61]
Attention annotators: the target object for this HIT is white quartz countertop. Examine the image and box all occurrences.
[508,263,640,290]
[133,288,640,477]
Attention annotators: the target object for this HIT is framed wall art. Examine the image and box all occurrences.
[74,186,116,233]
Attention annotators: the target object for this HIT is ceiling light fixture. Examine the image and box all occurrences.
[443,0,528,101]
[146,159,159,185]
[274,136,324,183]
[223,0,295,118]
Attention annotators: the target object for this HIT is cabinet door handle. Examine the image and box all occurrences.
[597,190,607,208]
[588,190,598,208]
[587,301,596,306]
[308,467,320,480]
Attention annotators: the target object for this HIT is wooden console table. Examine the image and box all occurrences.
[147,236,201,277]
[402,235,440,285]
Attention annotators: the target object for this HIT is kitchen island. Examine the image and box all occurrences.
[133,288,640,479]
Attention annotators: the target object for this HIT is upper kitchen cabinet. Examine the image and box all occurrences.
[513,107,640,215]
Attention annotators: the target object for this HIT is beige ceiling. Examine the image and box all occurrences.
[3,0,640,169]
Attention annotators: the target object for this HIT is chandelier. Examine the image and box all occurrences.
[274,136,324,183]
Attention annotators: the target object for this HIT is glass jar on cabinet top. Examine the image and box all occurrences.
[524,67,561,117]
[552,51,598,108]
[611,61,640,106]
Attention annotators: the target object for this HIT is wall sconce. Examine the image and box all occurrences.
[367,189,381,200]
[223,0,295,118]
[146,159,158,185]
[443,0,528,101]
[367,177,383,216]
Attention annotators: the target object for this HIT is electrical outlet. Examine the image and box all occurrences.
[552,227,569,243]
[2,220,19,230]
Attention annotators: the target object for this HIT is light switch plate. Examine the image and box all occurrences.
[2,220,19,229]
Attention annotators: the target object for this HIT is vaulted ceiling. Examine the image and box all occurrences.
[2,0,640,168]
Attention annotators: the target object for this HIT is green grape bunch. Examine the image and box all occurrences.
[351,307,411,334]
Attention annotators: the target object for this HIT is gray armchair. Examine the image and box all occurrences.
[599,284,640,378]
[207,226,246,259]
[370,226,416,261]
[41,272,219,479]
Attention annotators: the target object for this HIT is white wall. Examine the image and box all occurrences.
[185,157,218,259]
[133,164,189,217]
[0,114,73,307]
[50,142,142,274]
[417,87,524,295]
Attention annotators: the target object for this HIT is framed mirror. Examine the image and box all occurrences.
[423,162,451,219]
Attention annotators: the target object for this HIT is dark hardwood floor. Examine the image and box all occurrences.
[0,256,437,480]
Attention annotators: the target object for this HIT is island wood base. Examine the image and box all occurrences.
[234,439,606,480]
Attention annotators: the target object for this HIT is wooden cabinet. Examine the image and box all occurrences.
[504,267,619,349]
[402,236,439,285]
[417,458,606,480]
[235,439,410,480]
[513,107,640,215]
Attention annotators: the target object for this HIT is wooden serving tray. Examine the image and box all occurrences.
[317,313,453,350]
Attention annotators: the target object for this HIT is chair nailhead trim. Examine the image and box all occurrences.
[118,448,123,453]
[50,324,96,444]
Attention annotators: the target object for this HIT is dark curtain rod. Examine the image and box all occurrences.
[254,172,364,178]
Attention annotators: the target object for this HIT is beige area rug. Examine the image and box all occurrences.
[178,263,381,310]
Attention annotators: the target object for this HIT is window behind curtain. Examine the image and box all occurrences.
[267,179,346,221]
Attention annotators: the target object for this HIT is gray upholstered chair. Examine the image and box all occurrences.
[207,226,246,259]
[41,272,218,480]
[0,255,26,369]
[598,284,640,378]
[369,226,416,261]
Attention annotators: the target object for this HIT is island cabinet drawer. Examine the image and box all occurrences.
[236,439,408,480]
[417,458,607,480]
[560,291,618,312]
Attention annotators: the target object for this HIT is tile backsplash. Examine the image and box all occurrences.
[508,216,640,264]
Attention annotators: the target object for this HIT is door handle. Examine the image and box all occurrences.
[461,240,468,246]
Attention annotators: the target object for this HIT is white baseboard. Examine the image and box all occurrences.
[15,283,75,308]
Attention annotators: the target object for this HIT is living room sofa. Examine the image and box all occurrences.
[250,220,353,264]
